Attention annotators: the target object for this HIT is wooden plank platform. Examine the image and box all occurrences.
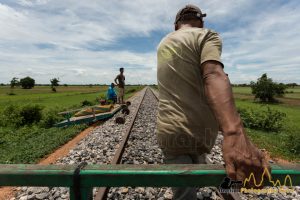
[54,104,122,127]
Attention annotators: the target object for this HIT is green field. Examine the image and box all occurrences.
[233,86,300,161]
[233,86,300,99]
[0,85,140,110]
[0,85,299,163]
[0,85,144,164]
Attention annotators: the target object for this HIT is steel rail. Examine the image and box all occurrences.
[94,87,148,200]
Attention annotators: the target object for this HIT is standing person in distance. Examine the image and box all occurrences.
[114,67,125,104]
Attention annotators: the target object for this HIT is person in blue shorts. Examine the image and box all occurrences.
[107,83,117,104]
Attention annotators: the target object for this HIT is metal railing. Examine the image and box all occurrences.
[0,164,300,200]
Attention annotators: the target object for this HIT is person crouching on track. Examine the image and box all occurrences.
[114,67,125,104]
[156,4,270,200]
[107,83,117,104]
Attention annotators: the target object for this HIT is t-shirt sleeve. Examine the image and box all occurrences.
[200,31,223,67]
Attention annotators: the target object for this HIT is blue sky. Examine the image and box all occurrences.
[0,0,299,84]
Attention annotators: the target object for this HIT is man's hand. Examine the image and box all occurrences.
[201,61,270,187]
[222,128,270,187]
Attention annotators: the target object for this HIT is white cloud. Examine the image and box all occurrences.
[18,0,49,7]
[0,0,299,84]
[221,1,300,83]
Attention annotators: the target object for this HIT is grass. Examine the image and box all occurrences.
[0,85,143,111]
[233,86,300,161]
[1,84,298,162]
[233,86,300,99]
[0,125,87,164]
[0,86,104,111]
[0,85,144,164]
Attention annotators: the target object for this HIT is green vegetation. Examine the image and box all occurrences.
[0,125,87,163]
[0,85,143,164]
[250,73,287,102]
[150,84,300,161]
[234,88,300,161]
[50,77,60,92]
[20,76,35,89]
[0,85,104,110]
[233,85,300,100]
[0,85,142,110]
[10,77,19,88]
[238,106,286,132]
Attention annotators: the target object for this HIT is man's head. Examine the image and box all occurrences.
[120,67,124,74]
[174,4,206,31]
[111,83,115,88]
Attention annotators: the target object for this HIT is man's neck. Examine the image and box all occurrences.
[178,24,203,30]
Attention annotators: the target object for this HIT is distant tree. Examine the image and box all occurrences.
[20,76,35,89]
[50,78,60,92]
[10,77,19,88]
[250,73,287,102]
[286,83,298,88]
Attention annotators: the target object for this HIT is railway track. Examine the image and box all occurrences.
[94,87,241,200]
[12,87,299,200]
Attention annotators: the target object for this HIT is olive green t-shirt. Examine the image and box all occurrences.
[156,27,223,155]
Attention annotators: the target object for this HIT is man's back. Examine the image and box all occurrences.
[156,27,222,155]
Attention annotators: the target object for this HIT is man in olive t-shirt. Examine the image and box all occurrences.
[156,4,269,200]
[114,67,125,104]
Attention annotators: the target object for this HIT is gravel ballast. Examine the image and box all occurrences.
[12,89,145,200]
[12,88,300,200]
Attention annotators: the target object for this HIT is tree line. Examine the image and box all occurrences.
[5,74,299,103]
[9,76,60,92]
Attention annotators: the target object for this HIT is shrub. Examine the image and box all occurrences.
[81,100,94,107]
[19,104,43,126]
[39,108,63,128]
[286,133,300,155]
[238,106,286,132]
[2,105,23,127]
[7,92,16,96]
[2,104,43,127]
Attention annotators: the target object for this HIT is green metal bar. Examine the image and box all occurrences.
[81,164,300,187]
[70,187,75,200]
[0,164,299,187]
[81,187,93,200]
[0,164,75,187]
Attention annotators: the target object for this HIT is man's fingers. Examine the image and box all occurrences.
[225,162,236,180]
[236,168,246,182]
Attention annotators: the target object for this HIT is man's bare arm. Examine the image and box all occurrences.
[114,76,119,85]
[201,60,270,185]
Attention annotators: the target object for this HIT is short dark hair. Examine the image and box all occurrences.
[120,67,124,71]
